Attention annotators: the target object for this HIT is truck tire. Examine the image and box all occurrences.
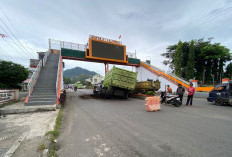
[105,89,111,99]
[123,91,129,99]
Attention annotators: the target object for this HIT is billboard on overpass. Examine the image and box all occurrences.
[86,35,127,63]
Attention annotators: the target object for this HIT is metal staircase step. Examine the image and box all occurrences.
[26,101,56,106]
[29,97,56,102]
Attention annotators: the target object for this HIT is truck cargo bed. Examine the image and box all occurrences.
[103,66,137,90]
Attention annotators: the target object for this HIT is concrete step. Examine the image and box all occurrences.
[29,97,56,100]
[33,86,56,88]
[26,100,56,106]
[33,88,56,90]
[29,97,56,102]
[30,95,56,98]
[0,104,56,114]
[31,91,56,94]
[33,87,56,89]
[33,89,56,92]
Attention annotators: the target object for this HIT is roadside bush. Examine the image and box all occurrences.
[147,91,155,96]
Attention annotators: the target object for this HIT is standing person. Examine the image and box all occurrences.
[167,85,172,95]
[176,84,185,103]
[186,83,195,106]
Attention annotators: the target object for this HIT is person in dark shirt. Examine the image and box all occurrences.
[176,84,185,103]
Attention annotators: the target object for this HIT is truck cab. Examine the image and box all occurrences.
[207,81,232,105]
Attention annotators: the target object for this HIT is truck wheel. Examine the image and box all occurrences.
[123,92,129,99]
[100,88,106,97]
[104,89,111,99]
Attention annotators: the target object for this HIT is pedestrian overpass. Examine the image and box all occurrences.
[25,36,213,106]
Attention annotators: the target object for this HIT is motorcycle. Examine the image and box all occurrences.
[160,92,182,107]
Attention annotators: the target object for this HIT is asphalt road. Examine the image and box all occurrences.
[58,89,232,157]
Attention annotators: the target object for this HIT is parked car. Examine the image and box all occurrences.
[77,84,84,89]
[207,81,232,105]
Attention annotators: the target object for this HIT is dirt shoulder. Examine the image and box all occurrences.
[0,110,58,157]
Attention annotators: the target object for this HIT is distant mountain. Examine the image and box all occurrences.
[64,67,97,79]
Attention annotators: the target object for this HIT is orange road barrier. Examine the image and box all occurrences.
[196,87,214,92]
[145,96,161,112]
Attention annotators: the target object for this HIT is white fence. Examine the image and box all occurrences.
[49,39,86,51]
[0,89,19,105]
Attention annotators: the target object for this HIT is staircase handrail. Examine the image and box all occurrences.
[141,62,189,87]
[26,50,51,102]
[167,73,189,85]
[27,61,42,97]
[56,52,61,102]
[42,50,51,66]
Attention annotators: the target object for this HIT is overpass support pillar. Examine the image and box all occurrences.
[104,63,109,74]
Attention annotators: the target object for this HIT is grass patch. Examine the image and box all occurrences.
[48,149,58,157]
[0,100,19,108]
[46,108,63,157]
[37,142,46,151]
[55,109,63,130]
[46,130,59,138]
[147,91,155,96]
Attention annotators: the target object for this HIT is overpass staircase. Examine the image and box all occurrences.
[140,61,190,88]
[25,52,61,106]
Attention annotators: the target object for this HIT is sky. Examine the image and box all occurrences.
[0,0,232,75]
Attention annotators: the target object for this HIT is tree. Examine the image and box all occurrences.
[185,40,195,80]
[174,41,183,76]
[0,60,29,89]
[161,44,177,71]
[200,43,231,83]
[161,38,231,84]
[63,76,72,84]
[224,63,232,79]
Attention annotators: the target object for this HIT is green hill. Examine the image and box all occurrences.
[63,67,97,84]
[64,67,97,78]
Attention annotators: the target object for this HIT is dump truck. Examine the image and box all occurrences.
[100,66,137,99]
[134,79,161,94]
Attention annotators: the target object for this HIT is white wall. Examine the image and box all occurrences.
[136,67,178,92]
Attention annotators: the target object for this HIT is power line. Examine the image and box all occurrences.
[170,2,232,39]
[0,23,32,59]
[0,45,17,62]
[182,3,232,33]
[0,7,42,53]
[0,45,30,67]
[0,39,44,52]
[0,20,35,59]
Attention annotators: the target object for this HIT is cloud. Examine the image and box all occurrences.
[0,0,231,74]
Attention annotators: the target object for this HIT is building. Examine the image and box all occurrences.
[86,74,104,85]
